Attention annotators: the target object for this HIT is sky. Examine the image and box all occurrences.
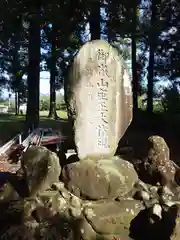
[40,71,65,95]
[39,71,51,94]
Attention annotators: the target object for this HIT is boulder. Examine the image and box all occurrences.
[61,156,138,200]
[144,136,176,187]
[0,182,19,202]
[82,200,144,239]
[21,146,61,196]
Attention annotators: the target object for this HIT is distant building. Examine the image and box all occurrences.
[0,105,8,113]
[19,103,27,114]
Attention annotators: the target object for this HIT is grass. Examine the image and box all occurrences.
[39,110,68,119]
[0,110,70,144]
[1,109,180,164]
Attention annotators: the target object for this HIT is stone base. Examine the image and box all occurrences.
[1,144,180,239]
[1,182,180,240]
[61,155,138,200]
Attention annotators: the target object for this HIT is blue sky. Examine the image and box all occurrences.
[39,71,64,95]
[39,71,50,94]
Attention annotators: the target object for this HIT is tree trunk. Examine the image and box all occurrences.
[147,0,157,114]
[15,92,19,115]
[132,38,138,114]
[131,33,138,114]
[48,23,58,119]
[147,48,155,114]
[18,92,20,114]
[26,15,40,130]
[48,78,57,119]
[107,15,113,43]
[11,40,20,116]
[131,1,138,115]
[89,1,101,40]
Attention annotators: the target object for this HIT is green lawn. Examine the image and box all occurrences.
[39,110,68,119]
[0,110,69,144]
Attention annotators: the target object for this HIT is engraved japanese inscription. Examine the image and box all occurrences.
[96,48,109,149]
[64,40,133,160]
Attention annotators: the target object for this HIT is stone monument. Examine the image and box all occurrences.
[1,40,180,240]
[65,40,133,160]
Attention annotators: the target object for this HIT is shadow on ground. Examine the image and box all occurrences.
[0,113,70,144]
[117,110,180,165]
[1,111,180,163]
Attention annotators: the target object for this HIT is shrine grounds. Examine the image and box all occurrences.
[0,109,180,165]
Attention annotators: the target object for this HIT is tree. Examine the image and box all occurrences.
[131,0,139,114]
[48,22,58,119]
[147,0,159,114]
[88,0,101,40]
[106,0,142,114]
[41,0,86,119]
[25,11,41,130]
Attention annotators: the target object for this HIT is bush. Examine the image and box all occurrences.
[40,100,49,111]
[56,102,67,110]
[40,99,67,111]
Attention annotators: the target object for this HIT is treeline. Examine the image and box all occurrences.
[0,94,66,112]
[39,94,66,111]
[0,0,180,129]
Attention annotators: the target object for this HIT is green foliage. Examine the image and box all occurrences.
[112,38,132,61]
[0,99,9,105]
[56,102,66,111]
[40,93,66,111]
[153,102,164,113]
[40,100,49,111]
[40,100,66,111]
[0,0,180,120]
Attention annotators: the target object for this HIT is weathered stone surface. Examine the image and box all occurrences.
[61,156,138,200]
[83,200,144,237]
[64,40,132,160]
[172,216,180,240]
[1,183,180,239]
[79,217,97,240]
[21,146,61,196]
[0,182,19,202]
[144,136,176,187]
[23,197,42,219]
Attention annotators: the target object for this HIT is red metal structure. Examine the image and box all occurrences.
[0,128,68,173]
